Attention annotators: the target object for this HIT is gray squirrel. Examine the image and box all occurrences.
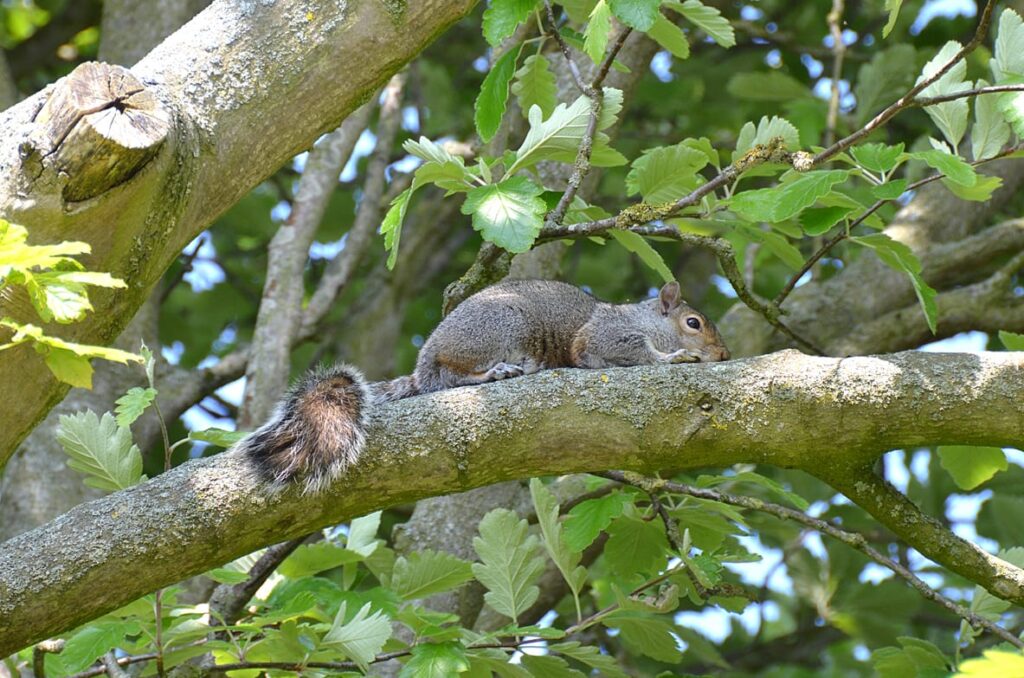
[241,279,730,492]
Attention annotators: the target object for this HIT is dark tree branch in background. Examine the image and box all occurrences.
[601,471,1024,649]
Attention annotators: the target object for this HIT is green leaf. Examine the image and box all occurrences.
[993,9,1024,81]
[727,71,809,102]
[852,233,938,333]
[730,170,850,223]
[322,602,392,672]
[57,411,145,492]
[958,651,1024,676]
[996,87,1024,137]
[400,642,470,678]
[461,176,547,253]
[972,81,1011,160]
[883,0,903,37]
[520,655,587,677]
[908,149,977,187]
[583,0,612,64]
[737,225,805,270]
[467,650,533,678]
[391,550,475,600]
[916,41,970,150]
[699,471,810,510]
[851,142,905,173]
[605,514,669,579]
[647,14,689,59]
[278,542,365,577]
[943,174,1002,202]
[625,142,708,203]
[668,0,735,47]
[1000,330,1024,350]
[511,54,557,119]
[61,621,141,672]
[530,479,587,618]
[602,611,682,663]
[475,46,522,143]
[44,347,94,389]
[872,178,908,201]
[607,0,660,31]
[938,445,1008,490]
[510,87,624,174]
[32,277,92,323]
[206,568,250,584]
[609,231,674,283]
[872,637,949,677]
[799,206,855,236]
[114,386,157,428]
[734,115,800,158]
[550,642,628,678]
[472,508,546,623]
[189,428,247,448]
[347,511,382,556]
[563,491,629,552]
[854,45,916,125]
[482,0,538,47]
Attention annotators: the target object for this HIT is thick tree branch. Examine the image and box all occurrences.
[0,351,1023,653]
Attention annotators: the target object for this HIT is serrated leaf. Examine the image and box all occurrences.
[602,611,682,663]
[391,550,474,600]
[699,471,810,510]
[1000,330,1024,350]
[382,187,413,270]
[189,428,247,447]
[322,602,392,672]
[799,206,855,236]
[727,71,809,101]
[626,142,707,203]
[605,514,669,579]
[510,87,624,174]
[668,0,735,47]
[993,9,1024,81]
[854,45,916,125]
[738,225,804,270]
[972,81,1011,160]
[520,654,587,677]
[938,445,1008,490]
[734,115,800,158]
[852,233,937,333]
[730,170,850,223]
[483,0,538,47]
[475,46,522,143]
[908,149,977,187]
[851,142,905,173]
[872,178,908,201]
[943,174,1002,201]
[563,491,629,552]
[57,411,144,492]
[115,386,157,428]
[609,231,674,283]
[279,542,365,578]
[583,0,612,64]
[467,650,534,678]
[647,14,689,59]
[883,0,903,37]
[530,479,587,618]
[916,41,970,150]
[550,642,627,678]
[511,54,557,119]
[61,621,142,672]
[207,568,250,584]
[472,508,546,623]
[400,641,470,678]
[461,176,546,253]
[607,0,660,31]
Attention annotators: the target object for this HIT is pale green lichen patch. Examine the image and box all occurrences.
[380,0,407,24]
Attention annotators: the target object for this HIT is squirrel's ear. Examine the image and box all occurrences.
[658,281,681,315]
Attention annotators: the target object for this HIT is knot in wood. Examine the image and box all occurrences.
[30,61,170,203]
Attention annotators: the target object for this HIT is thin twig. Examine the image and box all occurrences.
[813,0,996,164]
[33,639,64,678]
[914,83,1024,106]
[101,651,129,678]
[599,470,1024,649]
[825,0,846,147]
[543,0,589,95]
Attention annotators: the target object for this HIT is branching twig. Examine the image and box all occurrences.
[914,83,1024,107]
[33,639,64,678]
[599,470,1024,649]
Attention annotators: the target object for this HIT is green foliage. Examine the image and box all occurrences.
[512,54,558,119]
[322,602,392,671]
[852,233,938,333]
[938,445,1008,490]
[471,508,546,622]
[482,0,538,47]
[462,176,548,253]
[475,46,522,143]
[56,411,146,492]
[114,387,158,428]
[391,550,475,600]
[530,479,588,619]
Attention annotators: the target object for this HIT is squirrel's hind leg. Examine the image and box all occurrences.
[448,357,542,386]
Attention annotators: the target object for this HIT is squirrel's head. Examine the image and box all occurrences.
[657,282,731,362]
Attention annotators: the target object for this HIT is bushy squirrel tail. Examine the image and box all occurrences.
[240,366,421,493]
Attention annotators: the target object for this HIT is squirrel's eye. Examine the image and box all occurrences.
[686,317,701,330]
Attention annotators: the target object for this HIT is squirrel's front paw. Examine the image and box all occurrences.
[484,362,526,381]
[662,349,700,364]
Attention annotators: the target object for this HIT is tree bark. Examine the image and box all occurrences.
[1,350,1022,654]
[0,0,479,464]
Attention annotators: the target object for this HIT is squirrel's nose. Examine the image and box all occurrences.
[718,346,731,361]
